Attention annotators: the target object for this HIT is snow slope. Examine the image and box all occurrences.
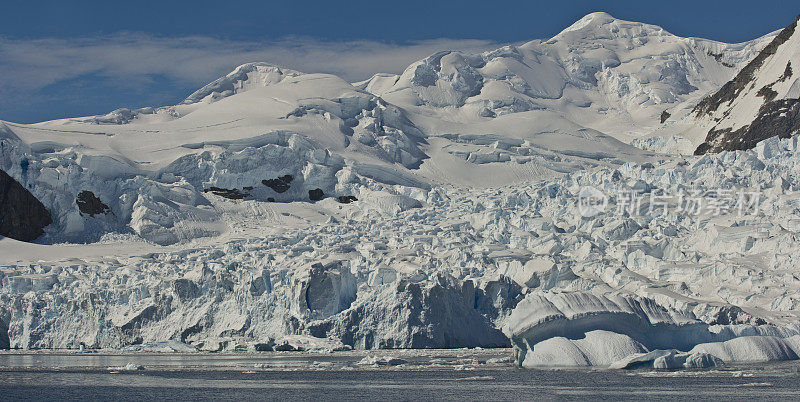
[2,12,800,369]
[1,64,436,244]
[0,64,645,243]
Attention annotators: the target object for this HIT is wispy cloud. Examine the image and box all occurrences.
[0,34,503,122]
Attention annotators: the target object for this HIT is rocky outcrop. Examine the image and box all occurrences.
[0,169,52,241]
[695,98,800,154]
[337,195,358,204]
[308,188,324,201]
[203,187,249,200]
[262,175,293,193]
[76,190,111,216]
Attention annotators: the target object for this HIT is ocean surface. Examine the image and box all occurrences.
[1,349,799,401]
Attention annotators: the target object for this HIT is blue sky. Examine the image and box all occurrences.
[0,0,797,123]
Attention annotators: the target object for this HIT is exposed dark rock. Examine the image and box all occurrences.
[781,61,793,81]
[695,98,800,154]
[757,85,778,102]
[267,197,275,202]
[660,110,671,124]
[285,106,308,118]
[76,190,111,216]
[694,142,713,155]
[337,195,358,204]
[243,186,254,191]
[262,175,293,193]
[308,188,324,201]
[203,187,249,200]
[756,62,792,103]
[707,51,735,68]
[0,169,52,241]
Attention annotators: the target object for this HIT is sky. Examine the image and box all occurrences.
[0,0,797,123]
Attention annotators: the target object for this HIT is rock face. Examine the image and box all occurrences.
[693,16,797,118]
[694,14,800,154]
[696,99,800,155]
[337,196,358,204]
[660,110,671,123]
[76,190,110,216]
[308,188,324,201]
[0,169,52,241]
[262,175,293,193]
[203,187,249,200]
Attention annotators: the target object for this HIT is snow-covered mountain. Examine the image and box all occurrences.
[0,12,775,244]
[365,12,770,146]
[693,14,800,154]
[3,12,800,369]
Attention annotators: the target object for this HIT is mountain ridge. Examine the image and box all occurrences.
[693,14,800,154]
[0,12,783,245]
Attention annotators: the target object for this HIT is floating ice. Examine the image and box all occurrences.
[357,355,408,366]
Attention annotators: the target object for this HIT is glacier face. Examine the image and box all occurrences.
[4,135,800,366]
[2,12,800,369]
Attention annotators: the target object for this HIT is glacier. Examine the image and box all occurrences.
[2,12,800,369]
